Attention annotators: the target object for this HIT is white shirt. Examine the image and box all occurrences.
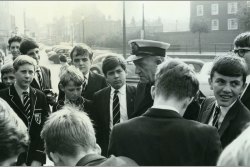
[14,83,30,104]
[208,101,236,129]
[109,85,128,129]
[35,67,42,87]
[84,72,90,85]
[151,104,179,114]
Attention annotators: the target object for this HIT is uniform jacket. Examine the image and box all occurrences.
[108,108,222,166]
[91,85,136,157]
[75,154,137,166]
[133,82,153,117]
[198,97,250,148]
[241,84,250,111]
[133,82,204,120]
[58,71,107,101]
[30,66,52,90]
[0,85,50,165]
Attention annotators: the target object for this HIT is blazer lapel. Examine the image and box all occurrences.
[9,85,29,125]
[84,72,94,96]
[218,99,239,136]
[201,101,215,123]
[30,87,37,117]
[105,87,111,127]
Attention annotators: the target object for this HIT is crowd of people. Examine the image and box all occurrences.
[1,31,250,166]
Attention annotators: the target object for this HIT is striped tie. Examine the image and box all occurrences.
[23,91,31,121]
[113,90,120,125]
[212,106,221,129]
[36,70,44,90]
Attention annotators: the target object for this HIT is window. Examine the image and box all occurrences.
[247,1,250,7]
[228,18,238,30]
[211,19,219,30]
[197,5,203,16]
[211,4,219,15]
[228,2,238,14]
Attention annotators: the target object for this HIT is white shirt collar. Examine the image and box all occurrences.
[111,84,126,95]
[84,72,90,81]
[151,104,179,113]
[215,100,237,116]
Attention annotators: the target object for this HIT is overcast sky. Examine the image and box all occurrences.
[12,1,190,32]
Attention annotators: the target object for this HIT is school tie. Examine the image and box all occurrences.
[82,76,87,91]
[23,91,31,121]
[113,90,120,125]
[212,106,221,129]
[36,70,44,90]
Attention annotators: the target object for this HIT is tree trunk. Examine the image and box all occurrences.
[198,32,201,54]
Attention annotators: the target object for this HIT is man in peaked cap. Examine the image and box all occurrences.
[127,39,170,117]
[127,39,204,120]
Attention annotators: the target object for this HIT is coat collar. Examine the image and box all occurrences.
[143,108,183,119]
[202,99,216,123]
[219,99,242,136]
[75,154,106,166]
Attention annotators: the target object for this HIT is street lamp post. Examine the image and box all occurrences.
[141,3,145,39]
[81,16,85,43]
[123,1,126,57]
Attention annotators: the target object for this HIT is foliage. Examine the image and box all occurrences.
[190,20,209,53]
[190,20,209,34]
[237,7,250,31]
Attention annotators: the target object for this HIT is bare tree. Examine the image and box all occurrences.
[190,20,209,53]
[237,6,250,31]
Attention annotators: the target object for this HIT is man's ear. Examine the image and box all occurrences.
[150,85,156,100]
[208,77,213,90]
[59,83,65,92]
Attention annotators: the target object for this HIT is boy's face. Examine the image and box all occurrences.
[14,64,35,90]
[10,41,21,60]
[26,48,40,65]
[62,81,83,101]
[2,72,16,87]
[209,72,246,107]
[72,54,91,75]
[105,65,126,90]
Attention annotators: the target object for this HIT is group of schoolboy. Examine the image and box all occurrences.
[1,31,250,166]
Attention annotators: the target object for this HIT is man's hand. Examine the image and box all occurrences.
[43,89,58,106]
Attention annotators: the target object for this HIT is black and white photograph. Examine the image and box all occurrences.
[0,1,250,166]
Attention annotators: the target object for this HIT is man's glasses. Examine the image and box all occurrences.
[233,48,250,57]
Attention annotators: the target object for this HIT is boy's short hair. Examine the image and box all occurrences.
[210,55,248,83]
[234,32,250,48]
[60,65,84,87]
[8,36,22,48]
[70,45,93,61]
[13,55,36,71]
[1,63,14,76]
[155,59,199,100]
[41,105,96,157]
[102,55,126,76]
[19,38,39,55]
[0,97,29,163]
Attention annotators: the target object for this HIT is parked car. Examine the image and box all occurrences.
[47,45,72,64]
[196,62,214,96]
[90,54,206,86]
